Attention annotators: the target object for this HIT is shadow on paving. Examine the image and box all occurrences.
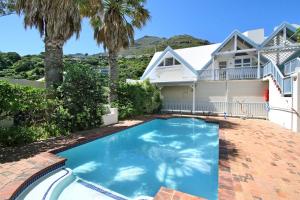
[219,139,239,161]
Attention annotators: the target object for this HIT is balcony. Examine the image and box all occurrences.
[284,57,300,75]
[198,66,258,80]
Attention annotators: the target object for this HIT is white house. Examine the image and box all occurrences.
[140,22,300,132]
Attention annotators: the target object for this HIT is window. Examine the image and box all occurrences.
[157,57,181,67]
[234,58,251,67]
[234,59,242,67]
[243,58,251,67]
[174,59,180,65]
[219,61,227,68]
[165,58,173,66]
[158,61,164,67]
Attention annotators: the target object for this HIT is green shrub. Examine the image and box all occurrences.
[0,126,40,146]
[0,123,63,146]
[57,63,105,131]
[0,62,107,147]
[0,81,69,146]
[0,80,47,125]
[114,80,161,119]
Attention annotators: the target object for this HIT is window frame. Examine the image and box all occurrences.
[234,56,252,68]
[219,61,227,68]
[157,57,181,67]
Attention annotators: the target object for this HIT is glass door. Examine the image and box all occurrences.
[219,61,227,80]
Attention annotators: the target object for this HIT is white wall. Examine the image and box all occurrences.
[160,80,267,117]
[227,80,266,102]
[195,81,226,102]
[148,64,196,83]
[102,108,118,126]
[291,73,300,132]
[161,86,193,103]
[195,80,266,102]
[161,80,266,103]
[267,76,294,130]
[243,29,265,44]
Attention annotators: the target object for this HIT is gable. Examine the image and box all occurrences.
[141,46,198,80]
[260,23,300,65]
[260,22,298,48]
[212,31,258,55]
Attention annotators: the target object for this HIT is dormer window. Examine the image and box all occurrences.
[158,61,164,67]
[165,58,173,66]
[174,59,180,65]
[158,57,181,67]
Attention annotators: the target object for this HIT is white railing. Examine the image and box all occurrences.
[162,101,268,118]
[283,77,293,95]
[263,61,292,95]
[198,66,258,80]
[284,58,300,75]
[162,102,193,113]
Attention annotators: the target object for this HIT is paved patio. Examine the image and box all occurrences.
[217,117,300,200]
[0,115,300,200]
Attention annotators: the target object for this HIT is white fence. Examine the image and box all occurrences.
[162,101,268,118]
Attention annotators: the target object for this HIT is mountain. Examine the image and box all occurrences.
[0,35,211,80]
[91,35,211,57]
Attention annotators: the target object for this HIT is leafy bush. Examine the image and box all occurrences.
[0,81,70,146]
[0,80,47,125]
[0,124,62,146]
[0,63,107,146]
[56,63,106,131]
[114,80,161,119]
[0,126,41,146]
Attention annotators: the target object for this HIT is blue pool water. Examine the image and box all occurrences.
[58,118,219,199]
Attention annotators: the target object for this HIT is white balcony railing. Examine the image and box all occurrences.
[263,61,292,95]
[198,66,258,80]
[284,58,300,75]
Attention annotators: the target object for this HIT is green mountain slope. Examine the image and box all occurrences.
[90,34,211,57]
[0,35,211,80]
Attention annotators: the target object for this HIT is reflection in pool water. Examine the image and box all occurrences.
[58,118,219,199]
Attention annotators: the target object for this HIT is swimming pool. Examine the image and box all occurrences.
[58,118,219,199]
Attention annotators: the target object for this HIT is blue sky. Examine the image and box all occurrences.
[0,0,299,55]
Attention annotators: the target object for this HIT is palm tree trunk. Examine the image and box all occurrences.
[108,51,118,103]
[44,39,64,89]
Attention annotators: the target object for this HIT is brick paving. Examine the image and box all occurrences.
[215,117,300,200]
[0,115,300,200]
[153,187,205,200]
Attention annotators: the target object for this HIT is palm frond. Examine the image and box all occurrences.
[90,0,150,52]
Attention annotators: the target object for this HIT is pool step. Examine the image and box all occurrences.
[58,178,131,200]
[17,167,153,200]
[16,168,74,200]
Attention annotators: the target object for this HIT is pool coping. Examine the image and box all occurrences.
[4,115,235,200]
[5,154,66,200]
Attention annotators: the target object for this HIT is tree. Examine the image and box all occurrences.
[15,0,82,89]
[0,0,15,17]
[90,0,150,103]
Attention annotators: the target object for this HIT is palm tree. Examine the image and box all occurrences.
[91,0,150,103]
[15,0,82,89]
